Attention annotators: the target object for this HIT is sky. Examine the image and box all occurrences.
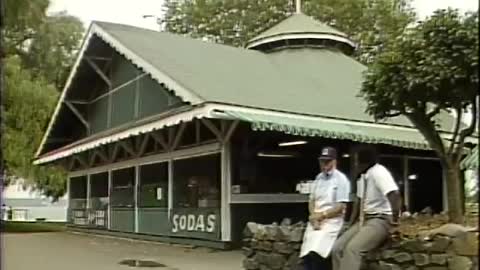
[48,0,479,30]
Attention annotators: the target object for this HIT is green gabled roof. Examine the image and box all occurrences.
[36,19,462,161]
[95,21,407,125]
[247,13,349,44]
[96,21,456,129]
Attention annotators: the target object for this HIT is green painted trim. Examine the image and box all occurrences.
[251,119,430,150]
[67,225,231,249]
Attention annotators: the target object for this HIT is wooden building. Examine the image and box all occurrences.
[34,13,474,248]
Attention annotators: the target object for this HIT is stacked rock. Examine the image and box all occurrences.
[243,221,478,270]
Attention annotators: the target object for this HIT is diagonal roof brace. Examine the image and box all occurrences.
[85,56,112,88]
[64,101,90,133]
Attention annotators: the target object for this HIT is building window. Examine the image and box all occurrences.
[110,167,135,208]
[138,162,168,208]
[89,172,109,210]
[173,154,221,208]
[70,176,87,209]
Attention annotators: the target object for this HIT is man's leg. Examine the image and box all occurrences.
[337,218,390,270]
[331,223,360,270]
[303,252,325,270]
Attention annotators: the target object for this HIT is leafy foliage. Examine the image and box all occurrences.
[164,0,416,64]
[22,12,85,90]
[4,1,84,89]
[2,1,84,198]
[3,0,50,55]
[4,57,67,198]
[360,9,479,223]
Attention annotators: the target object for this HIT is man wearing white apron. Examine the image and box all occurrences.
[300,147,351,270]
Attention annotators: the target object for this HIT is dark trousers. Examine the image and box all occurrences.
[303,252,332,270]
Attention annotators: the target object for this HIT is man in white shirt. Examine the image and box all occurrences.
[300,147,351,270]
[331,146,402,270]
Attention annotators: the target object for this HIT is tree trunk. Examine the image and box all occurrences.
[445,166,465,224]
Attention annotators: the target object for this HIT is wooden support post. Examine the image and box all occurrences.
[168,160,173,220]
[107,170,112,229]
[403,156,411,212]
[86,175,91,210]
[221,142,232,241]
[134,166,139,233]
[66,177,71,211]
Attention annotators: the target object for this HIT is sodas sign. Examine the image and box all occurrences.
[171,213,217,233]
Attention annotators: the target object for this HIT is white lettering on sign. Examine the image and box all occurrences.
[195,215,205,231]
[187,215,195,231]
[207,214,216,233]
[171,213,217,233]
[172,215,179,233]
[179,215,187,230]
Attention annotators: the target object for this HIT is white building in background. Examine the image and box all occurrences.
[2,179,67,222]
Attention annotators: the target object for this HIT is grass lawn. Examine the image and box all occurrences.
[2,221,66,233]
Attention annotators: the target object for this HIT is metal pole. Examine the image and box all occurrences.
[403,156,410,212]
[134,166,139,233]
[295,0,302,13]
[86,174,91,225]
[108,170,112,229]
[220,142,232,241]
[168,160,173,220]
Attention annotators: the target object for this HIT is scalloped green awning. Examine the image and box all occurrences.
[220,110,431,150]
[461,146,478,170]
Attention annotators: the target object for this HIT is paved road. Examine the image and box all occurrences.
[3,232,243,270]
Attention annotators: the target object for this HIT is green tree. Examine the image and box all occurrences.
[23,11,85,90]
[164,0,416,64]
[3,0,50,56]
[4,0,84,89]
[3,56,67,198]
[360,9,478,223]
[2,1,84,197]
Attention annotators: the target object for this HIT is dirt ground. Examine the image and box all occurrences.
[2,232,243,270]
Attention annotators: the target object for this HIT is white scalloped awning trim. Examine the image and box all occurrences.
[34,105,213,165]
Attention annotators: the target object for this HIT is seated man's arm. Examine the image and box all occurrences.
[387,190,402,223]
[373,166,402,224]
[323,202,347,219]
[347,196,360,225]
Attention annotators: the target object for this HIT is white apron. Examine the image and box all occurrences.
[300,178,344,258]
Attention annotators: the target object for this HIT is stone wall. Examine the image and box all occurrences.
[242,222,478,270]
